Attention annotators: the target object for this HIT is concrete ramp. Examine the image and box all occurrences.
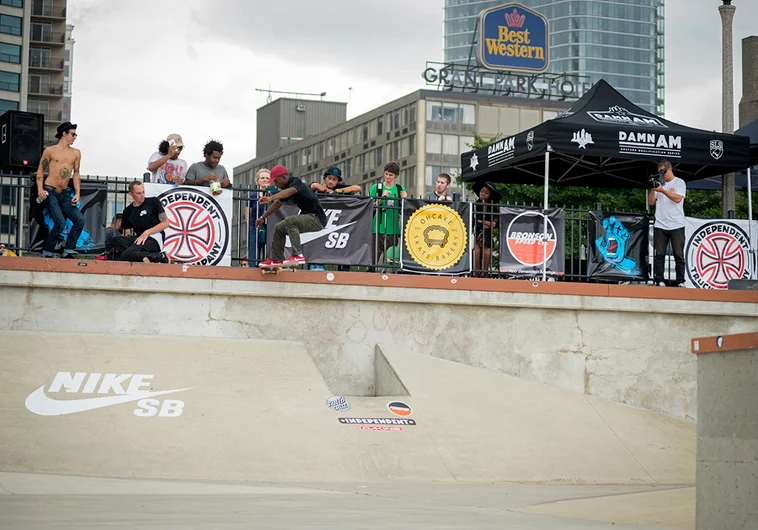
[376,345,696,484]
[0,331,450,482]
[0,331,694,484]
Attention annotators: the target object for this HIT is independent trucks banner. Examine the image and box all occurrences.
[145,183,232,266]
[684,217,757,289]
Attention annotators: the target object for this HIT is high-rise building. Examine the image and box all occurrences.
[64,22,73,119]
[0,0,70,145]
[443,0,665,115]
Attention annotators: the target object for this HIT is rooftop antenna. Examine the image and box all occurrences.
[255,88,327,103]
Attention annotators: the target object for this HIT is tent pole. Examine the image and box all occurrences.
[543,150,550,282]
[749,167,754,279]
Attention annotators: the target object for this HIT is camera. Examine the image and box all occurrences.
[649,169,665,189]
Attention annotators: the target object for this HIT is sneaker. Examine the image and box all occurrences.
[676,282,687,288]
[60,251,79,259]
[258,258,283,269]
[283,254,306,267]
[42,251,59,259]
[657,281,666,287]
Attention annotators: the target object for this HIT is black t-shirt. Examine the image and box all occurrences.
[281,176,327,226]
[122,197,165,239]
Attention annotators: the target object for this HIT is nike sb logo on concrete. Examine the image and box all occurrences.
[25,372,191,418]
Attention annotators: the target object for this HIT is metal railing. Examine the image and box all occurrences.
[29,56,64,69]
[0,174,659,282]
[32,2,66,17]
[30,30,65,44]
[28,83,63,96]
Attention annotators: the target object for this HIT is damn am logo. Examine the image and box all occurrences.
[479,3,549,73]
[159,187,229,266]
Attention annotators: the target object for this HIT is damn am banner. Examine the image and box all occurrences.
[478,3,549,73]
[145,184,232,266]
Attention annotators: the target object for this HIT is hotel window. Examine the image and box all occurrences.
[0,71,20,92]
[0,43,20,64]
[426,133,442,155]
[0,14,22,36]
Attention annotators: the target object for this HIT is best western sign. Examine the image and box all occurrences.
[479,3,549,73]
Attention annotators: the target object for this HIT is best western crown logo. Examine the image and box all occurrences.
[479,3,549,73]
[504,8,526,27]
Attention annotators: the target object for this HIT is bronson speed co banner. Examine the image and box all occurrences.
[684,217,757,289]
[589,212,649,281]
[29,181,107,254]
[401,200,471,275]
[499,207,565,276]
[145,184,232,266]
[265,196,373,265]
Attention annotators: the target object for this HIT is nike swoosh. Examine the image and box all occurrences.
[285,222,356,247]
[25,386,192,416]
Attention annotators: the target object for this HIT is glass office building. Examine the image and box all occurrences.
[443,0,665,115]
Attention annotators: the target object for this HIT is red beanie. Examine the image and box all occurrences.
[270,165,288,179]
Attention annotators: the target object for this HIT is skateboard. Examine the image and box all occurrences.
[261,266,297,275]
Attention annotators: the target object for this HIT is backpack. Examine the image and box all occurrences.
[374,183,404,197]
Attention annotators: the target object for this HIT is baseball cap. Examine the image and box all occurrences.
[270,165,288,180]
[166,133,184,147]
[323,166,343,181]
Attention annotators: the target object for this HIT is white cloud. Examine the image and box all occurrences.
[66,0,757,178]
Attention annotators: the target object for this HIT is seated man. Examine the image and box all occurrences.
[110,181,169,263]
[256,165,326,269]
[184,140,231,194]
[105,213,122,249]
[310,166,361,195]
[309,166,360,271]
[36,121,85,258]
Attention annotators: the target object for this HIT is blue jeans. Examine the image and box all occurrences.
[43,187,85,253]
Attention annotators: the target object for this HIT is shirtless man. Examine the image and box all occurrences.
[36,122,84,258]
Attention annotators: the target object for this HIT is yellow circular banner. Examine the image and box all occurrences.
[404,204,467,271]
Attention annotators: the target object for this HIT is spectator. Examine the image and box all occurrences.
[310,166,361,195]
[247,168,274,265]
[423,173,453,201]
[370,162,407,267]
[146,134,188,185]
[256,165,327,269]
[184,140,231,194]
[110,181,169,263]
[36,121,84,259]
[105,213,122,248]
[648,159,686,287]
[473,181,501,274]
[310,166,360,271]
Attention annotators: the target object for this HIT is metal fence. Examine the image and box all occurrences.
[0,173,655,281]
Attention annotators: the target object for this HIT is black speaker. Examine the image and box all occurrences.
[0,110,44,172]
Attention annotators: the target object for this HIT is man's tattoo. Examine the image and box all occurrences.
[41,159,48,170]
[158,213,168,222]
[60,167,70,179]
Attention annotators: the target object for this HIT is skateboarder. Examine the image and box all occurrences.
[256,165,327,269]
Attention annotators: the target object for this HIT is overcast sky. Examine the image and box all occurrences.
[67,0,757,178]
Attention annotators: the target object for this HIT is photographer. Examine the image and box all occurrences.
[647,160,686,287]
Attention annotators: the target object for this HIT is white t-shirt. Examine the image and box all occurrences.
[147,152,188,185]
[653,176,686,230]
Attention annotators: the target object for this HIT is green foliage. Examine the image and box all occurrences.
[458,132,757,218]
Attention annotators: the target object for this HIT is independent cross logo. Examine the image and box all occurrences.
[686,222,753,289]
[159,188,229,266]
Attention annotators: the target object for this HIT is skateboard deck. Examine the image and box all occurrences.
[261,266,297,275]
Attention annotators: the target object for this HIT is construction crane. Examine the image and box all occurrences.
[255,88,327,104]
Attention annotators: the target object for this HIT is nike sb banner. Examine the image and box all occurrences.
[588,212,649,282]
[400,200,472,275]
[145,184,233,266]
[684,217,757,289]
[499,207,565,276]
[265,196,373,265]
[28,181,108,254]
